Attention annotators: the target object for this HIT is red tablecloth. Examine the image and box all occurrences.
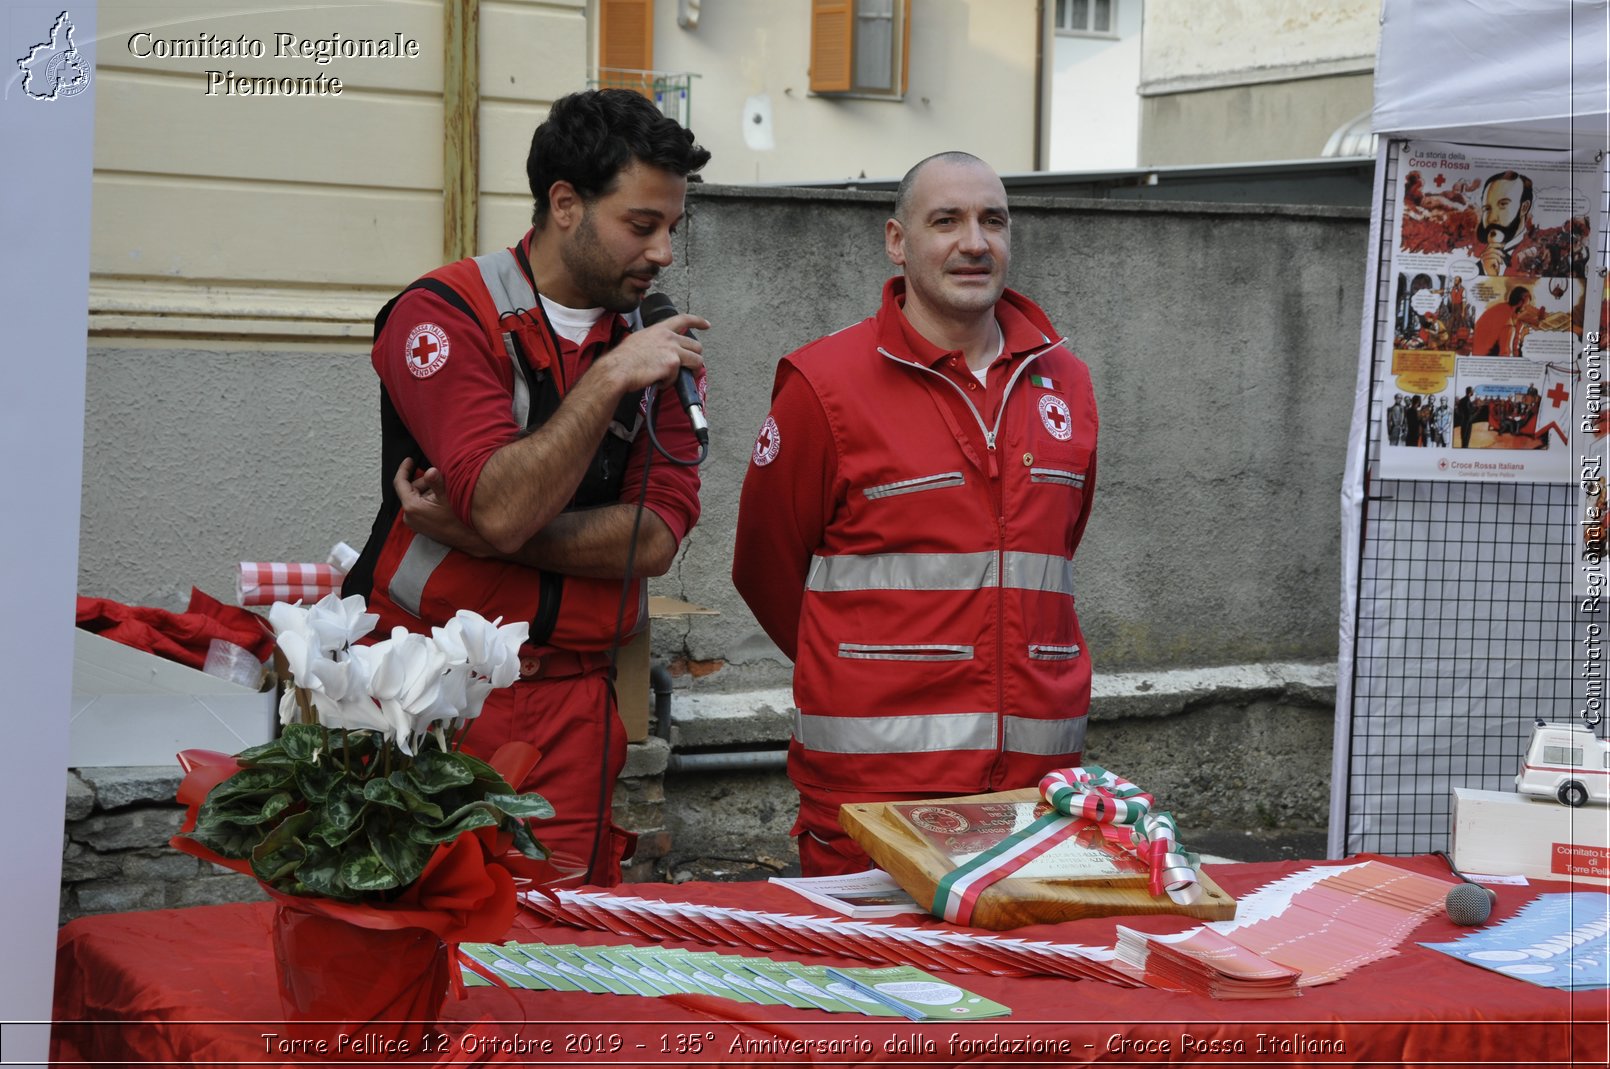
[52,855,1609,1068]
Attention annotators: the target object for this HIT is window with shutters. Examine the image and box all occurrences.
[810,0,909,98]
[598,0,654,95]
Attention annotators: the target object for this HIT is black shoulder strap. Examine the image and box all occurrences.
[344,279,476,600]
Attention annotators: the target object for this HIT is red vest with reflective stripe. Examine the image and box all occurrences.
[786,283,1097,795]
[365,255,646,651]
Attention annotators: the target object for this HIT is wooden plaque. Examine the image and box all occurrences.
[841,788,1237,930]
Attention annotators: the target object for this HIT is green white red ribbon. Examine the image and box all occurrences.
[1040,766,1202,905]
[929,766,1203,925]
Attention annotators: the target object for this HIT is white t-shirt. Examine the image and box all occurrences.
[540,294,607,347]
[971,318,1005,385]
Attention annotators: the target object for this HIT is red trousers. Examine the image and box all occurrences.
[460,669,632,885]
[792,784,945,877]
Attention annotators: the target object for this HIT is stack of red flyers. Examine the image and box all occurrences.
[1221,860,1452,986]
[1113,925,1301,999]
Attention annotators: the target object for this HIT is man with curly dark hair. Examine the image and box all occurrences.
[345,89,711,884]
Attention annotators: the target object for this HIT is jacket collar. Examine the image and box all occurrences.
[873,277,1059,368]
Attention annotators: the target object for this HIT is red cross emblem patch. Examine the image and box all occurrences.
[753,415,781,467]
[1038,394,1072,441]
[404,323,450,379]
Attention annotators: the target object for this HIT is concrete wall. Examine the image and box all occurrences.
[1140,72,1376,166]
[81,186,1369,677]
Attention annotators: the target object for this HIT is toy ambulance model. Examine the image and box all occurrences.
[1514,720,1610,807]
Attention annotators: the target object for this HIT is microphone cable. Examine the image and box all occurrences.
[588,362,705,880]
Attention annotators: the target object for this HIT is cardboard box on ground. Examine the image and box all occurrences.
[69,630,277,767]
[615,597,717,742]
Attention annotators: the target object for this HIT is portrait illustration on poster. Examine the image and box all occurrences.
[1379,140,1601,482]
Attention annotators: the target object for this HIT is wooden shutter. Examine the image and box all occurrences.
[900,0,911,95]
[599,0,653,95]
[809,0,854,93]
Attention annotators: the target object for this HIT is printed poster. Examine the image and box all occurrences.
[1378,140,1602,482]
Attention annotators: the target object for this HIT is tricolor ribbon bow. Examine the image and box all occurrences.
[1039,766,1203,906]
[929,766,1205,925]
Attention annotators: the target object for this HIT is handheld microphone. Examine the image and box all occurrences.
[1434,850,1496,926]
[638,292,709,447]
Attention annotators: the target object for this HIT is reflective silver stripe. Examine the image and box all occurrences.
[1002,552,1075,597]
[475,252,540,427]
[864,471,965,500]
[807,551,1074,595]
[1004,715,1086,756]
[475,250,537,317]
[807,551,996,592]
[793,710,998,753]
[504,331,531,426]
[388,535,452,617]
[1028,643,1081,660]
[791,710,1085,756]
[1029,467,1086,488]
[837,643,974,661]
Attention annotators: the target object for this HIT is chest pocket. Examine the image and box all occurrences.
[1028,466,1086,489]
[862,470,965,501]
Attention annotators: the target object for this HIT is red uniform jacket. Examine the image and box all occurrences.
[734,279,1098,797]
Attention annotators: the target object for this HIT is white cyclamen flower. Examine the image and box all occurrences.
[432,610,527,690]
[366,627,450,755]
[305,647,390,735]
[304,592,380,654]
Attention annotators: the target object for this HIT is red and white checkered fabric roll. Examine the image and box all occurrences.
[236,561,344,607]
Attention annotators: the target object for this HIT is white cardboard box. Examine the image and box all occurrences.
[1452,786,1610,882]
[69,629,277,767]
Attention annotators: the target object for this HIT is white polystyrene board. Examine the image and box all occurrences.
[70,630,275,766]
[68,691,276,768]
[72,628,263,695]
[1374,0,1610,148]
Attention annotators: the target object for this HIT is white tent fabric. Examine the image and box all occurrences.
[1374,0,1609,147]
[1330,0,1609,858]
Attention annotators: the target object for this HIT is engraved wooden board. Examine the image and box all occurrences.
[841,788,1237,930]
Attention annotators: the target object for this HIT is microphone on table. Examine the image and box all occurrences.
[638,292,709,447]
[1434,850,1496,926]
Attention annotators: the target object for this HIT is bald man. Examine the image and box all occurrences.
[732,153,1100,874]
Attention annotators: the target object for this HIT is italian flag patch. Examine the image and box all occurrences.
[1029,374,1058,390]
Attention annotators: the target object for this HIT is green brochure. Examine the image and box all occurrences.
[779,963,902,1016]
[661,949,764,1004]
[457,943,552,991]
[825,965,1012,1021]
[700,955,786,1006]
[573,945,660,998]
[633,947,711,999]
[502,944,583,992]
[728,959,824,1010]
[520,945,602,994]
[595,946,680,997]
[542,945,626,995]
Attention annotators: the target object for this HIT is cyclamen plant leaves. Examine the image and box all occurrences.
[178,728,552,902]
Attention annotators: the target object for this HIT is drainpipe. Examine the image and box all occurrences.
[1033,0,1046,172]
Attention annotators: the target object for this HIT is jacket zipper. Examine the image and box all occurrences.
[877,338,1068,764]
